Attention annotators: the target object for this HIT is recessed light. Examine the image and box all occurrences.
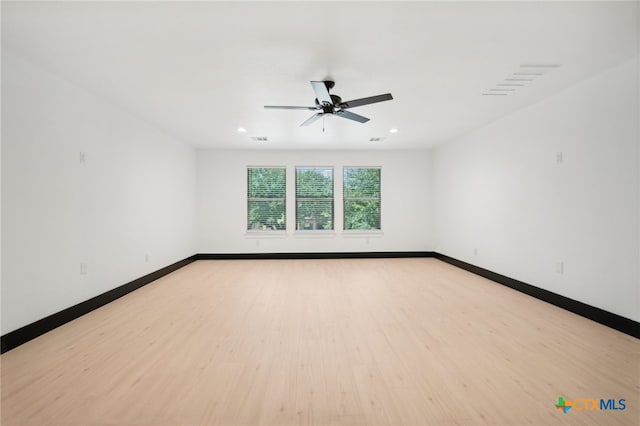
[389,128,398,133]
[237,127,247,133]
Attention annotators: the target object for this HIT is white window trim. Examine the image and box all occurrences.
[247,166,287,233]
[342,166,382,232]
[294,166,335,233]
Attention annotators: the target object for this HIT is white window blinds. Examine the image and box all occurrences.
[247,167,286,231]
[295,167,334,231]
[343,167,381,230]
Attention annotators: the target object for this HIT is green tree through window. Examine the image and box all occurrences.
[247,167,286,231]
[343,167,381,230]
[296,167,334,231]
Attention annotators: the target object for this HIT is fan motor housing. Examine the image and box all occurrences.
[315,94,342,110]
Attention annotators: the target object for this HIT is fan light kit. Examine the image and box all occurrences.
[265,80,393,128]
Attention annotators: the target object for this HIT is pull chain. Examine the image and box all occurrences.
[322,116,325,133]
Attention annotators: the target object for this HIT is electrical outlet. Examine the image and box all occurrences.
[555,261,564,274]
[79,152,86,164]
[80,262,88,275]
[474,248,479,256]
[145,254,149,263]
[556,152,563,164]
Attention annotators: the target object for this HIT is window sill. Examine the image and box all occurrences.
[294,231,336,238]
[245,231,288,238]
[342,230,384,238]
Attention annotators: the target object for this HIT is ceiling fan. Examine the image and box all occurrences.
[264,80,393,127]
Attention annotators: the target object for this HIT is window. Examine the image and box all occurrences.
[247,167,286,231]
[295,167,334,231]
[343,167,381,230]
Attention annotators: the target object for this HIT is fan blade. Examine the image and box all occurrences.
[338,93,393,109]
[264,105,317,110]
[300,113,324,127]
[310,81,333,105]
[335,110,369,123]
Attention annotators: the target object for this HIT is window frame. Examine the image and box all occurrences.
[246,166,287,234]
[295,166,335,233]
[342,166,382,233]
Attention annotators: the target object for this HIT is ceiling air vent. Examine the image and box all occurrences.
[369,137,385,142]
[251,136,268,142]
[482,63,561,97]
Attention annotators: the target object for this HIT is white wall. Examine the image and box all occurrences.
[197,149,432,253]
[4,48,635,336]
[1,50,198,334]
[432,57,639,321]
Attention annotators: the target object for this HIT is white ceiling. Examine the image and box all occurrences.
[2,1,638,150]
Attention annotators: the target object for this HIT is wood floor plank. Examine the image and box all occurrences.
[2,258,638,425]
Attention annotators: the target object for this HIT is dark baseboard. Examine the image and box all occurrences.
[433,253,640,339]
[3,250,636,353]
[0,255,198,354]
[0,252,432,353]
[196,251,436,260]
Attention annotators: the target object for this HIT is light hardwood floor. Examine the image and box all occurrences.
[1,259,638,426]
